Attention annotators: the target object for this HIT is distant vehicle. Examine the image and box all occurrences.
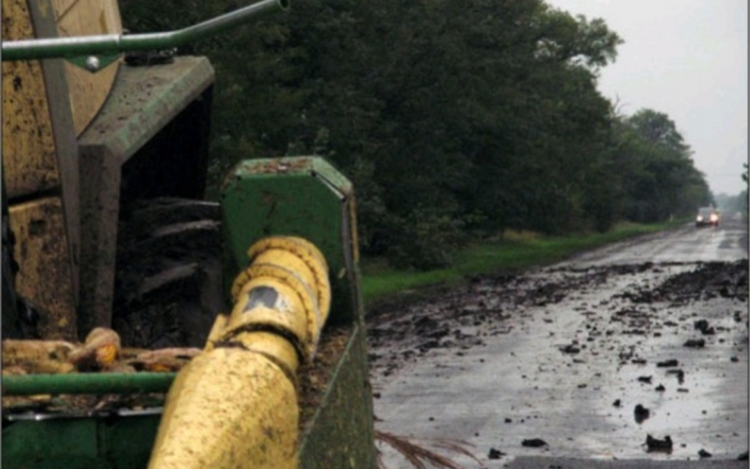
[695,207,719,227]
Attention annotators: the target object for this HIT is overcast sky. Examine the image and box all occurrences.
[544,0,748,196]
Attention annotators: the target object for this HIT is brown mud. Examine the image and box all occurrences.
[367,260,748,377]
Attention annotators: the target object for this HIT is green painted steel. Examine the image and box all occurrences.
[77,55,215,168]
[2,372,176,396]
[2,0,289,62]
[221,156,360,324]
[2,414,161,469]
[76,55,215,334]
[298,323,377,469]
[222,156,376,467]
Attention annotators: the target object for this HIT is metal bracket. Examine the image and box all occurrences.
[66,53,120,73]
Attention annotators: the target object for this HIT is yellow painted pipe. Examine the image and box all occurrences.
[148,236,330,469]
[149,345,300,469]
[237,236,331,319]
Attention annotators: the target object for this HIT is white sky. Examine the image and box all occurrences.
[544,0,748,196]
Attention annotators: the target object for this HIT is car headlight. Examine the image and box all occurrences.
[697,216,703,222]
[710,214,718,222]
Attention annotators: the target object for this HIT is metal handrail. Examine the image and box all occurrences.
[2,372,177,395]
[2,0,288,61]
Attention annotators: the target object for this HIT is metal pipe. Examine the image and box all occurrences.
[2,372,176,396]
[147,236,330,469]
[1,0,289,62]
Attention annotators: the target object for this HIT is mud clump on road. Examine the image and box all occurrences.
[645,434,673,453]
[521,438,548,448]
[634,404,650,424]
[683,338,706,348]
[367,259,749,376]
[369,256,749,460]
[622,259,749,305]
[656,359,679,367]
[487,447,505,459]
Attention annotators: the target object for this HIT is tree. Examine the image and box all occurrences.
[606,109,711,223]
[125,0,712,269]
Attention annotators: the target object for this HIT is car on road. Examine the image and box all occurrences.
[695,206,719,227]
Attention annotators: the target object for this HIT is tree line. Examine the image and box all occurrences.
[716,163,749,215]
[120,0,714,269]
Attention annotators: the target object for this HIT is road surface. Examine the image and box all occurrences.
[368,214,748,469]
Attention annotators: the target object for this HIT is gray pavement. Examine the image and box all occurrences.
[506,456,748,468]
[370,215,749,469]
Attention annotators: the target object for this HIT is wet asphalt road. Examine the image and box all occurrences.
[368,214,748,469]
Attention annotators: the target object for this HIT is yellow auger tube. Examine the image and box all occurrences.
[148,236,331,469]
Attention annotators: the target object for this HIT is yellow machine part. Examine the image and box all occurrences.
[2,0,77,340]
[2,0,121,340]
[50,0,122,135]
[148,347,300,469]
[2,0,61,199]
[236,236,332,324]
[231,277,315,362]
[2,0,120,195]
[148,236,331,469]
[8,198,78,340]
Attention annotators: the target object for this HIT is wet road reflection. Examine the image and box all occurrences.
[369,217,748,467]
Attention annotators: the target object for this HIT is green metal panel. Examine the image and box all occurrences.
[2,414,160,469]
[78,56,215,164]
[103,415,162,469]
[3,372,176,396]
[298,323,377,469]
[221,156,359,324]
[76,55,215,335]
[222,156,376,466]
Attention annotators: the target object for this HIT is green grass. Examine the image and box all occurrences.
[360,219,688,304]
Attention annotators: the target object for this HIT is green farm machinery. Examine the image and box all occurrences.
[1,1,376,467]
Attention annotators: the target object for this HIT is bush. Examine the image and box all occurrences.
[386,207,466,270]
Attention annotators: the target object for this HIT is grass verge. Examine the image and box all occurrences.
[361,219,688,309]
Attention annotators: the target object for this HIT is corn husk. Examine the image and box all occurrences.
[68,327,121,369]
[128,347,202,372]
[3,340,76,366]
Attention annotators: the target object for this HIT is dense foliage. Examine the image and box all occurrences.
[716,163,749,215]
[120,0,714,269]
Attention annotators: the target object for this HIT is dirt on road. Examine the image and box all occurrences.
[369,259,747,376]
[368,256,748,466]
